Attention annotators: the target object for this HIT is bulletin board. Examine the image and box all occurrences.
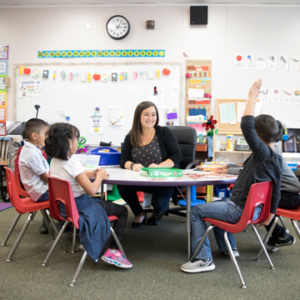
[215,99,248,135]
[13,61,184,145]
[185,59,211,133]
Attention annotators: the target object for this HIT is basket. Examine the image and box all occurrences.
[215,184,228,199]
[73,154,100,170]
[89,147,121,166]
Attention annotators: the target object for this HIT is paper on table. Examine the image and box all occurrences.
[188,88,204,98]
[219,103,236,124]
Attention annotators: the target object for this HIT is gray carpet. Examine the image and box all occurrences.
[0,203,299,300]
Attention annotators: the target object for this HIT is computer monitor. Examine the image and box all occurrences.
[282,128,300,153]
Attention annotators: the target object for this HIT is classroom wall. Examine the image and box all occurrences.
[1,5,300,127]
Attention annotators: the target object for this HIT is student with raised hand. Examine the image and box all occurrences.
[181,79,283,274]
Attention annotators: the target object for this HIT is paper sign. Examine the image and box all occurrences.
[0,123,5,136]
[267,55,277,70]
[0,108,5,121]
[237,102,246,122]
[0,46,9,60]
[271,89,281,104]
[189,108,206,120]
[278,55,288,71]
[187,123,205,132]
[281,89,292,104]
[147,88,164,109]
[0,92,6,107]
[188,88,204,98]
[219,103,236,124]
[234,54,244,69]
[0,61,8,75]
[188,79,202,85]
[245,55,255,69]
[89,114,104,134]
[292,90,300,104]
[289,56,300,71]
[108,105,123,125]
[229,119,236,125]
[260,88,270,103]
[256,55,266,70]
[0,77,5,90]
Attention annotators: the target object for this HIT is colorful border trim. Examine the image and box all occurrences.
[13,61,183,125]
[38,50,165,59]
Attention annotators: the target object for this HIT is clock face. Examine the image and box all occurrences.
[106,15,130,40]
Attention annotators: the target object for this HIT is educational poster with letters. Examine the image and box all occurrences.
[0,46,9,60]
[281,89,292,104]
[278,55,289,71]
[256,55,266,70]
[15,61,183,144]
[245,54,255,69]
[267,55,277,70]
[270,88,281,104]
[233,55,244,69]
[292,90,300,104]
[260,88,270,103]
[289,56,300,71]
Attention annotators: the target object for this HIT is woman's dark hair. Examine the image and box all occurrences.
[254,115,284,144]
[22,118,48,140]
[130,101,159,147]
[45,123,80,160]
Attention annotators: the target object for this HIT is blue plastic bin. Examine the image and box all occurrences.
[215,184,228,199]
[287,163,298,171]
[89,147,121,166]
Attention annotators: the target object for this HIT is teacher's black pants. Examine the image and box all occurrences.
[117,185,174,216]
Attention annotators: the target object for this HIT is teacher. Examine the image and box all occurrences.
[118,101,182,227]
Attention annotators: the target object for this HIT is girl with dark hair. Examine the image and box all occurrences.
[118,101,182,227]
[45,123,132,268]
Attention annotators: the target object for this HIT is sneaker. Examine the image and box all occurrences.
[101,249,132,269]
[39,220,49,234]
[78,244,85,251]
[181,259,215,273]
[221,248,240,258]
[268,234,296,252]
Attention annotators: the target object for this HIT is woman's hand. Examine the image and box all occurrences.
[133,164,144,172]
[148,163,160,168]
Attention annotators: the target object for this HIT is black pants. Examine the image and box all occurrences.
[266,191,300,238]
[117,185,174,216]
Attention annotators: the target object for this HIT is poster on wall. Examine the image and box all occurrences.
[89,114,104,134]
[256,55,266,70]
[233,55,244,69]
[108,105,123,126]
[259,88,270,103]
[245,55,255,69]
[278,55,289,71]
[292,90,300,104]
[267,55,277,70]
[271,89,281,104]
[19,80,42,98]
[0,46,9,60]
[0,61,8,75]
[0,92,6,107]
[281,89,292,104]
[0,77,5,90]
[289,56,300,71]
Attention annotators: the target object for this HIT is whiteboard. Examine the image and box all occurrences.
[13,61,184,145]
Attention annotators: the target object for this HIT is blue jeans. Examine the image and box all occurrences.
[36,190,49,202]
[191,199,262,260]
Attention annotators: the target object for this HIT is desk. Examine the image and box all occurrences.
[103,169,237,260]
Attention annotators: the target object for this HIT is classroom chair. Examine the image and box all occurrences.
[3,167,61,262]
[43,177,128,287]
[191,181,274,289]
[256,205,300,260]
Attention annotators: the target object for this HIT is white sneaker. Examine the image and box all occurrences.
[78,244,85,251]
[221,248,240,257]
[181,259,215,273]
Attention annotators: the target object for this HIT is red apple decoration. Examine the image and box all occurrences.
[24,67,31,75]
[236,55,242,62]
[162,68,171,76]
[93,73,101,81]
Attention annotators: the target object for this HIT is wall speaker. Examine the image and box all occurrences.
[190,6,208,25]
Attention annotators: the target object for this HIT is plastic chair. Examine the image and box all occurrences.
[3,167,59,262]
[43,177,128,287]
[256,206,300,260]
[191,181,274,288]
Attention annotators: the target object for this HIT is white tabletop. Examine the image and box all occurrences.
[103,169,237,187]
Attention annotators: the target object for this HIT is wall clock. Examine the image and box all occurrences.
[106,15,130,40]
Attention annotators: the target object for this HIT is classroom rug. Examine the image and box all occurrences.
[0,203,13,212]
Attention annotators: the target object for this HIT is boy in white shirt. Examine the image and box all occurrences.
[19,118,50,233]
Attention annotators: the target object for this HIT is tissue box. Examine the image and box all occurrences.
[139,168,183,178]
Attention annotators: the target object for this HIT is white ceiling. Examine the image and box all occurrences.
[1,0,300,5]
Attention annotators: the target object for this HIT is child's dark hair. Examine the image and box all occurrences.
[254,115,284,144]
[45,123,80,160]
[22,118,48,140]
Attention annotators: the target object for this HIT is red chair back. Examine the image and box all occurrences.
[48,177,80,230]
[14,163,29,198]
[204,181,273,233]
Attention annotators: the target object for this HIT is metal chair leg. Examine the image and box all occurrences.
[70,251,88,287]
[42,221,70,267]
[279,216,289,233]
[190,225,214,262]
[256,216,279,260]
[2,213,22,246]
[291,220,300,239]
[40,209,55,239]
[251,224,275,270]
[72,224,77,254]
[224,231,246,289]
[110,227,127,260]
[7,213,33,262]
